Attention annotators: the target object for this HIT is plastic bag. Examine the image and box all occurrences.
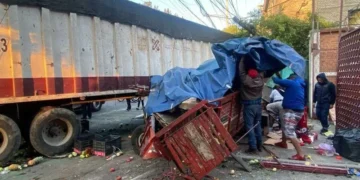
[316,143,336,156]
[333,128,360,162]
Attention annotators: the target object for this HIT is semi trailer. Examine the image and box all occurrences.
[0,0,232,164]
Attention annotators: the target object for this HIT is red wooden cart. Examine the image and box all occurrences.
[132,92,244,179]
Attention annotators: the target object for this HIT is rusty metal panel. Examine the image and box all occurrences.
[155,102,237,180]
[336,28,360,129]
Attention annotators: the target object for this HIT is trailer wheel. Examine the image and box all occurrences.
[0,114,21,166]
[131,125,145,155]
[30,108,79,157]
[91,102,103,112]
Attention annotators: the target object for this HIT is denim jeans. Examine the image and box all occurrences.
[243,104,262,149]
[316,103,330,130]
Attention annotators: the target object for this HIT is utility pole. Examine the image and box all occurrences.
[338,0,344,40]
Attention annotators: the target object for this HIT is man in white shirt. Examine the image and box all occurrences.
[266,85,284,128]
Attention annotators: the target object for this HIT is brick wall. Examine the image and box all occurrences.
[319,32,338,73]
[318,29,340,85]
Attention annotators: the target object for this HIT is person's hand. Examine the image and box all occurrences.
[330,104,334,109]
[275,72,281,78]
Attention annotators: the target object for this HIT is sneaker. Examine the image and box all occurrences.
[245,148,257,154]
[289,154,306,161]
[320,129,328,135]
[275,142,288,149]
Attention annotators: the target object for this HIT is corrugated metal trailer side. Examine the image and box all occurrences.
[0,2,231,104]
[0,0,233,164]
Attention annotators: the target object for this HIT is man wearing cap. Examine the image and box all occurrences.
[239,56,266,153]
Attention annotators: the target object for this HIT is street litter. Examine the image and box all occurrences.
[28,156,44,166]
[316,143,336,156]
[126,157,134,162]
[109,168,115,172]
[229,169,235,175]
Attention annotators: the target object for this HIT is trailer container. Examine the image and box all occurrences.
[0,0,232,164]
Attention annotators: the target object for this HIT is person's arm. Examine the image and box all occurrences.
[272,77,293,88]
[329,83,336,108]
[313,85,317,104]
[239,58,252,86]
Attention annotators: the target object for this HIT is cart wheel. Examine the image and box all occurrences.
[131,125,145,155]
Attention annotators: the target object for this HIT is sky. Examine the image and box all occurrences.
[130,0,264,30]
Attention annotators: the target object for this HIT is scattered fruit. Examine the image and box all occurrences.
[305,161,311,166]
[110,168,115,172]
[116,176,122,180]
[230,169,235,175]
[85,154,90,158]
[68,154,73,158]
[23,164,28,168]
[28,157,44,166]
[126,156,134,162]
[272,168,277,172]
[80,155,85,159]
[8,164,21,171]
[0,167,3,171]
[72,152,78,157]
[116,151,123,157]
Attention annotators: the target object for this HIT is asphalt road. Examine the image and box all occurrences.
[0,101,354,180]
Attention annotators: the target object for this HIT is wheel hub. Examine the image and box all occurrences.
[138,133,144,147]
[94,102,101,109]
[0,128,8,154]
[42,119,73,146]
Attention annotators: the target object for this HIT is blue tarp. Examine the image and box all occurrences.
[145,37,306,115]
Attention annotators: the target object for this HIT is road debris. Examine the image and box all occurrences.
[8,164,21,171]
[229,169,235,175]
[116,176,122,180]
[126,157,134,162]
[28,156,44,166]
[109,168,115,172]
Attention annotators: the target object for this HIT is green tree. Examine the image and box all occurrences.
[258,14,311,58]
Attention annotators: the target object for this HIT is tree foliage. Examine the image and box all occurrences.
[222,11,335,59]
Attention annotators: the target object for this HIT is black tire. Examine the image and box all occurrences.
[91,102,103,112]
[131,125,145,155]
[0,114,21,166]
[30,108,79,157]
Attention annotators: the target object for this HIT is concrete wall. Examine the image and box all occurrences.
[315,0,360,23]
[263,0,312,20]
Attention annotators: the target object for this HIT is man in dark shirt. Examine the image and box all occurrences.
[313,73,336,135]
[239,56,266,153]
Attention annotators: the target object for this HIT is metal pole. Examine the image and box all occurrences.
[235,121,260,144]
[338,0,343,40]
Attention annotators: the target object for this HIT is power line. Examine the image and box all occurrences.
[178,0,209,26]
[194,0,217,28]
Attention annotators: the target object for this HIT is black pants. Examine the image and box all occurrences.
[137,98,144,108]
[126,99,131,110]
[82,103,92,119]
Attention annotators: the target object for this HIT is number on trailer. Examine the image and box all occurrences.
[1,38,7,52]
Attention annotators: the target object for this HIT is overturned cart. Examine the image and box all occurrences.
[131,37,306,179]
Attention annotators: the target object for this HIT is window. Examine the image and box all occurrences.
[349,9,360,25]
